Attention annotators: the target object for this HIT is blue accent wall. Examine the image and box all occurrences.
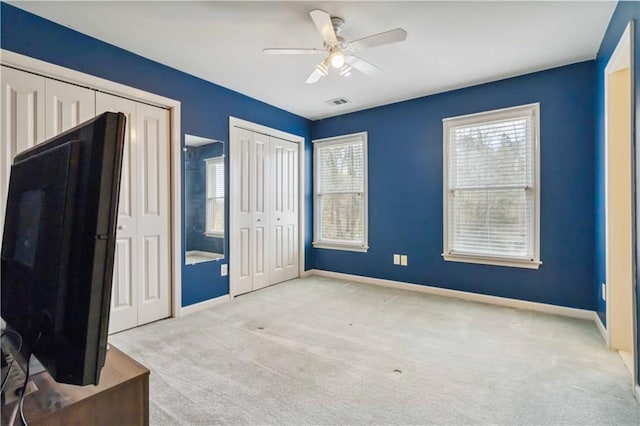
[0,2,312,307]
[594,0,640,385]
[312,62,597,310]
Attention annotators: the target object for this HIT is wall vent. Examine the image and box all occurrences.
[325,97,350,106]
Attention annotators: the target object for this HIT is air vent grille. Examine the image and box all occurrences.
[325,97,350,106]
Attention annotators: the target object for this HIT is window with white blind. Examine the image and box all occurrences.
[443,103,541,269]
[205,157,225,237]
[313,132,368,252]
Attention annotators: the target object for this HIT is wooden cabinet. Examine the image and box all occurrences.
[1,346,149,426]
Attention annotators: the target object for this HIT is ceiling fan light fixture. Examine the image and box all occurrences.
[339,65,352,77]
[330,49,345,68]
[316,61,329,76]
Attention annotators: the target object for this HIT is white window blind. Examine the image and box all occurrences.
[443,104,540,268]
[205,157,224,236]
[313,132,368,251]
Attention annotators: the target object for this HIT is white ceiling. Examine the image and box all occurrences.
[10,1,616,120]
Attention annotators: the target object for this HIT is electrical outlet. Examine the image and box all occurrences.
[393,254,400,265]
[221,264,228,276]
[601,283,606,301]
[400,255,408,266]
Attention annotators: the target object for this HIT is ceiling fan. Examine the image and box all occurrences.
[263,9,407,84]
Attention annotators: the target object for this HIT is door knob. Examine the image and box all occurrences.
[118,225,126,230]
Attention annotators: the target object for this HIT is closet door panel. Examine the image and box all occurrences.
[270,137,299,283]
[252,132,270,291]
[231,128,254,296]
[283,140,299,281]
[136,103,171,325]
[270,141,285,284]
[96,92,139,334]
[44,79,95,139]
[1,67,45,237]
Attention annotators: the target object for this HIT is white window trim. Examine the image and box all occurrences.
[442,103,541,269]
[205,156,225,238]
[313,132,369,252]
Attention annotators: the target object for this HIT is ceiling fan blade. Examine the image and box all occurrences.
[345,55,382,76]
[310,9,337,45]
[263,48,324,55]
[306,69,323,84]
[306,57,330,84]
[348,28,407,51]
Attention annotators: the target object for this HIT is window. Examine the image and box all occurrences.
[313,132,368,252]
[443,103,540,269]
[205,157,225,237]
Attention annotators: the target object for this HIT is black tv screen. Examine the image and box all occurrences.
[1,112,125,386]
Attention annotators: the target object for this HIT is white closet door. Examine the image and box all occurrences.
[231,126,300,297]
[231,128,255,296]
[96,92,139,334]
[0,67,45,240]
[44,79,95,139]
[252,132,271,291]
[136,103,171,325]
[269,137,299,284]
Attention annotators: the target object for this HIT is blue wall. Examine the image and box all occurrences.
[312,62,597,310]
[0,2,312,307]
[594,0,640,384]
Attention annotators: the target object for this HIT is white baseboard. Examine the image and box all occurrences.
[180,294,230,316]
[308,269,595,320]
[594,313,608,343]
[300,269,314,278]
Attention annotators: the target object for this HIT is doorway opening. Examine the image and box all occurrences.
[604,22,636,392]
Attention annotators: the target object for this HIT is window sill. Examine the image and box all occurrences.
[313,242,369,253]
[442,253,541,269]
[205,232,224,238]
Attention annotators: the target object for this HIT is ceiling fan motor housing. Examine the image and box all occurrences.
[331,16,345,34]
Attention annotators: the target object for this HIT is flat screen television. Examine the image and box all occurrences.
[1,112,126,386]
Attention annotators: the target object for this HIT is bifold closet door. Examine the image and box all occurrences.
[1,67,45,237]
[231,128,299,296]
[135,103,171,326]
[44,79,95,139]
[97,92,171,333]
[1,67,93,239]
[97,93,139,333]
[232,128,270,294]
[269,137,299,284]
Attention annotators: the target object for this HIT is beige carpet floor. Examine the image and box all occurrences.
[110,276,640,425]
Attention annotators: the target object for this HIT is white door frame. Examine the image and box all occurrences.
[0,49,184,319]
[229,117,306,297]
[603,22,637,394]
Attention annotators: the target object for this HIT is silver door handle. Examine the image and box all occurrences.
[118,225,126,230]
[257,219,261,222]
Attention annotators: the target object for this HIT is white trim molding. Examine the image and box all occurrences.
[180,294,230,316]
[594,313,607,343]
[309,269,595,320]
[1,49,184,319]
